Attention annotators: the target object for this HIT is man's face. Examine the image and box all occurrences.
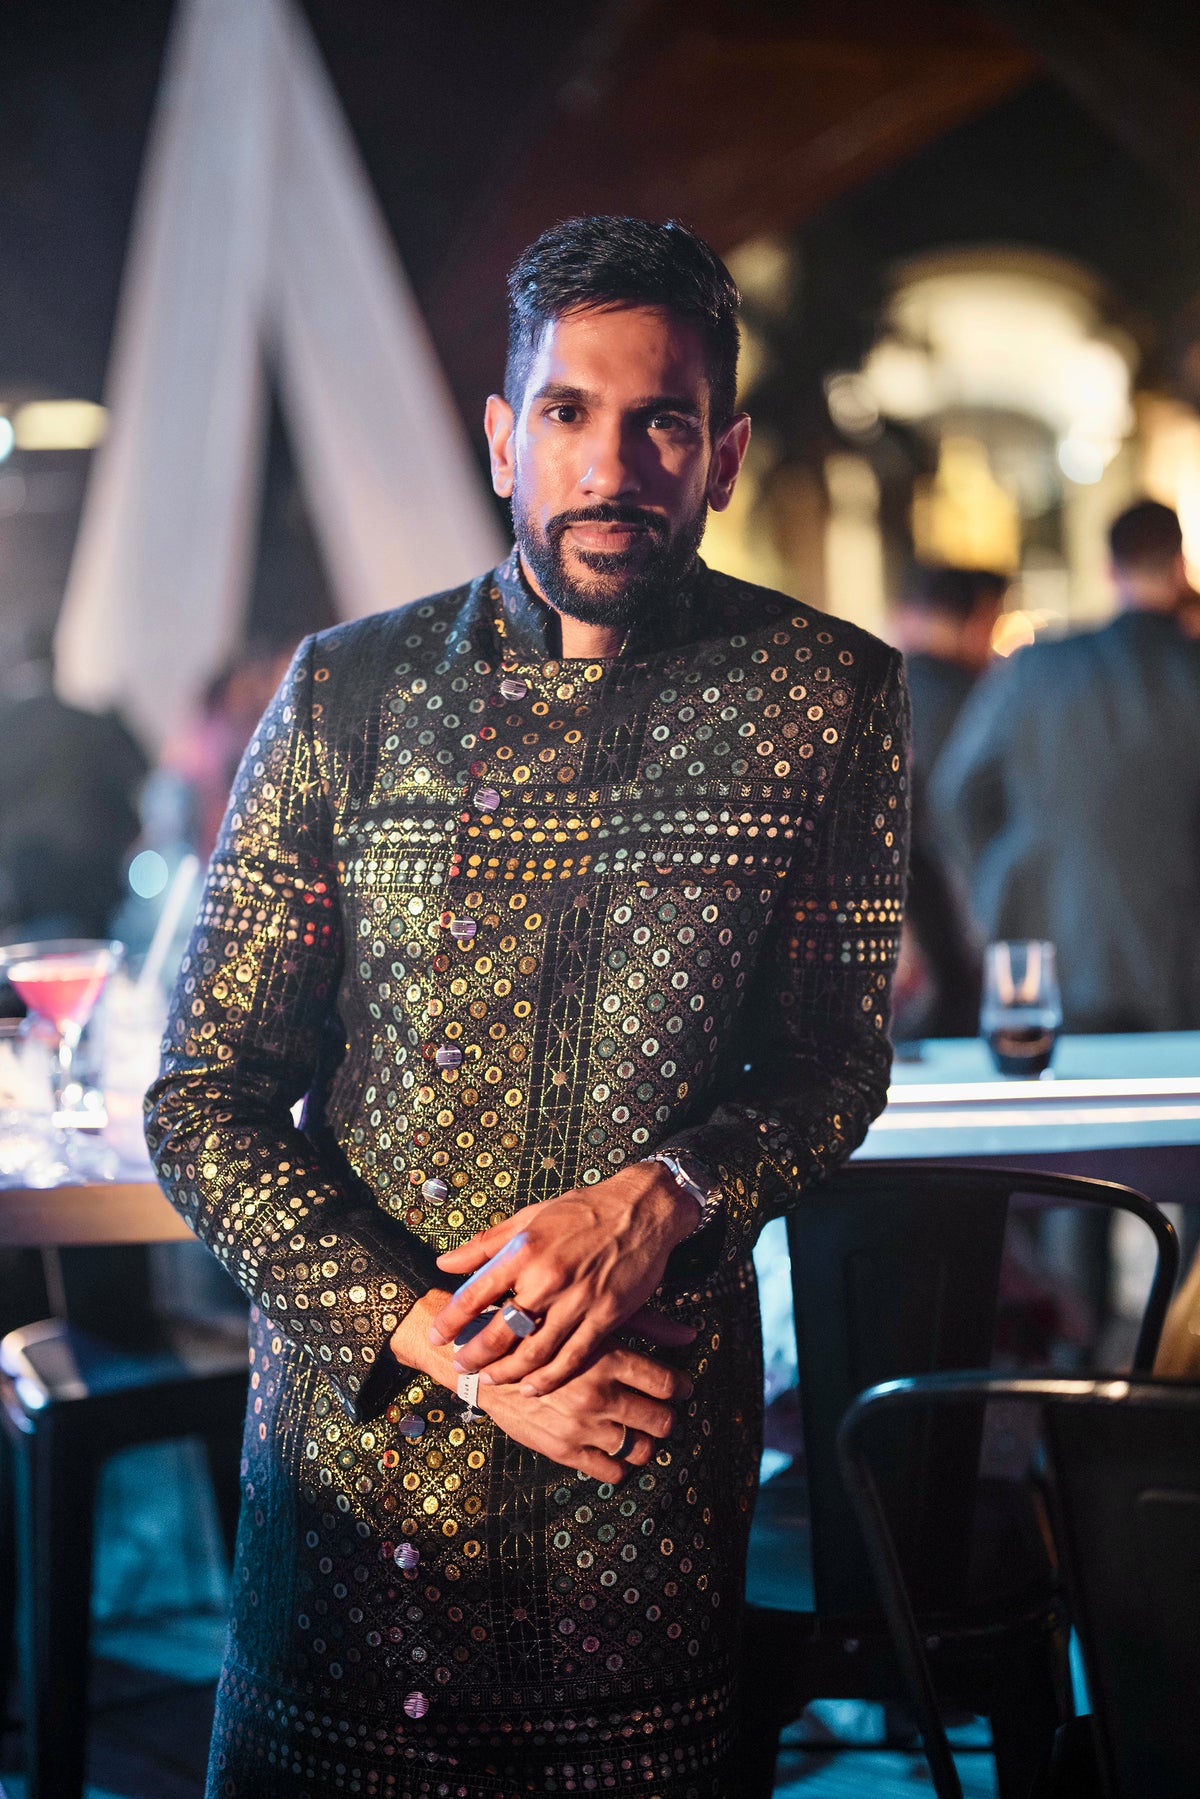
[485,304,748,628]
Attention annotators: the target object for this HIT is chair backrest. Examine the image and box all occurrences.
[787,1163,1005,1613]
[787,1162,1177,1617]
[1045,1382,1200,1799]
[839,1375,1200,1799]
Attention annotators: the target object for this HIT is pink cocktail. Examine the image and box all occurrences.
[8,957,113,1037]
[0,937,123,1099]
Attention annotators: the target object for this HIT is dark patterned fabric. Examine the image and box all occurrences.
[146,555,908,1798]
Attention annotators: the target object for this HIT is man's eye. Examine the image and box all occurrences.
[649,413,690,433]
[547,404,580,424]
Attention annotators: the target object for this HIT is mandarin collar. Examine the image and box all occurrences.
[488,547,708,666]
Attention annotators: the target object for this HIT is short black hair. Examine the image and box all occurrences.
[1108,499,1183,571]
[505,215,741,431]
[903,563,1008,621]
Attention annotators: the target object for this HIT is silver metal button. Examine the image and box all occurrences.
[473,786,500,811]
[404,1691,430,1719]
[394,1542,420,1570]
[434,1046,462,1068]
[448,918,476,940]
[421,1177,448,1200]
[500,678,527,699]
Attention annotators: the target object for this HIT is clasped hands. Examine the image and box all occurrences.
[390,1163,700,1482]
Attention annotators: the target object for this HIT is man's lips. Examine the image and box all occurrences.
[564,520,655,553]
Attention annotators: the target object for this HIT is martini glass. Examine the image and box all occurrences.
[0,938,124,1175]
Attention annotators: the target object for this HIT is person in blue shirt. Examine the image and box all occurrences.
[934,501,1200,1033]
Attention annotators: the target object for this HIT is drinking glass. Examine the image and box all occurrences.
[0,1016,60,1183]
[0,938,123,1106]
[980,940,1063,1078]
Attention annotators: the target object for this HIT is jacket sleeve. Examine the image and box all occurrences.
[144,637,442,1421]
[656,647,910,1271]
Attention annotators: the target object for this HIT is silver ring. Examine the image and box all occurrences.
[614,1425,636,1460]
[500,1301,539,1339]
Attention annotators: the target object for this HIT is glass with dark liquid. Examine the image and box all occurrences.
[980,941,1062,1078]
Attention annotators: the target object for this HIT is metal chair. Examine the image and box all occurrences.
[741,1162,1178,1798]
[840,1374,1200,1799]
[0,1180,248,1799]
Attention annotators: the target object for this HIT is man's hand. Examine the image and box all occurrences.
[479,1340,692,1482]
[389,1289,693,1482]
[427,1163,700,1395]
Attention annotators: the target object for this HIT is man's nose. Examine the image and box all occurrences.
[579,423,642,500]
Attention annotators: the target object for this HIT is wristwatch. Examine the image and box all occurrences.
[644,1151,723,1239]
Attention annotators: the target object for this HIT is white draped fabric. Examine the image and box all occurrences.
[56,0,504,748]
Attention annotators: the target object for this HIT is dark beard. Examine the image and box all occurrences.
[513,494,707,629]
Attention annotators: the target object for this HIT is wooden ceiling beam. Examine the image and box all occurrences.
[426,0,1035,422]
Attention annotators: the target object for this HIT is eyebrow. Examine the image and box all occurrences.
[532,381,704,421]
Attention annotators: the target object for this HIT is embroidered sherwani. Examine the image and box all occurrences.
[146,555,908,1799]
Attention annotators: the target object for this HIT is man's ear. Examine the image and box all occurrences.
[707,413,751,514]
[485,394,515,500]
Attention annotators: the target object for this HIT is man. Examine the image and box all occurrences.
[934,500,1200,1032]
[890,564,1005,1040]
[0,627,147,945]
[147,215,908,1798]
[1107,498,1200,634]
[894,565,1006,782]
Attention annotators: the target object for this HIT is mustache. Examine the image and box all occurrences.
[547,504,668,543]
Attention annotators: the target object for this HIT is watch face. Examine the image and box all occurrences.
[677,1158,713,1197]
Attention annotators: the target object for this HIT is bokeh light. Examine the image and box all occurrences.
[128,849,170,899]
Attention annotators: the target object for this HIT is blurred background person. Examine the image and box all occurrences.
[0,625,147,945]
[1108,497,1200,630]
[159,639,298,863]
[891,564,1006,1040]
[933,500,1200,1034]
[898,564,1008,777]
[108,639,298,981]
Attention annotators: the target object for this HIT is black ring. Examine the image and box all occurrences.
[614,1425,636,1460]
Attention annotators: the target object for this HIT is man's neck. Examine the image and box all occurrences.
[1114,576,1187,615]
[894,611,986,672]
[517,552,625,659]
[559,614,625,659]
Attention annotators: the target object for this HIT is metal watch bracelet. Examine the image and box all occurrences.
[643,1151,722,1238]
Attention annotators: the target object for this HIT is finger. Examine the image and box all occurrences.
[517,1321,621,1397]
[449,1310,527,1374]
[434,1237,498,1275]
[471,1295,599,1386]
[457,1298,570,1378]
[573,1450,628,1484]
[428,1233,530,1344]
[621,1305,699,1348]
[435,1208,535,1273]
[609,1390,676,1439]
[602,1346,695,1405]
[603,1423,653,1464]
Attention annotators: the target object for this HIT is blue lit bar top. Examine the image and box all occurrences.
[857,1032,1200,1162]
